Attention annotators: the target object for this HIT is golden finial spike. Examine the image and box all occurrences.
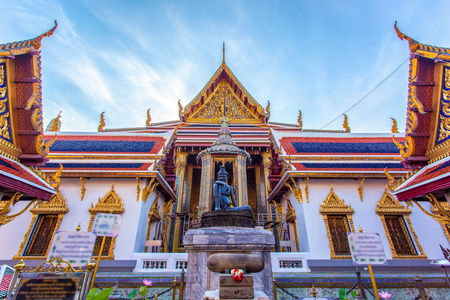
[391,118,399,133]
[297,110,303,127]
[359,225,363,233]
[222,42,226,67]
[146,109,151,127]
[343,114,351,133]
[98,112,105,132]
[76,223,81,231]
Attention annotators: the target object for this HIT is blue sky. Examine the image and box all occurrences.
[2,0,450,133]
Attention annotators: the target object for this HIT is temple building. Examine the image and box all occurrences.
[1,22,450,298]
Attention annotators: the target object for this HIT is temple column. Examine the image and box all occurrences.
[172,150,188,252]
[262,151,272,213]
[199,153,214,210]
[235,154,248,207]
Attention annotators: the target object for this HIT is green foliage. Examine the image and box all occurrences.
[127,289,139,299]
[87,287,114,300]
[139,286,148,297]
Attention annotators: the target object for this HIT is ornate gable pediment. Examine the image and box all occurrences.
[319,185,354,214]
[180,66,269,123]
[189,81,258,123]
[376,186,410,215]
[89,183,124,214]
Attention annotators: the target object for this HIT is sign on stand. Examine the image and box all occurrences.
[348,232,386,265]
[47,231,96,267]
[91,213,122,237]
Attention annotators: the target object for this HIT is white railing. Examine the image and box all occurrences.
[270,252,311,273]
[132,253,188,273]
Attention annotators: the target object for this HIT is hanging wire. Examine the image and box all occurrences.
[316,58,409,132]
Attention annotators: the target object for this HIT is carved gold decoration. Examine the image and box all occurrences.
[87,183,124,260]
[142,177,159,203]
[98,112,105,132]
[357,178,364,202]
[284,196,300,252]
[146,109,151,127]
[51,163,63,189]
[36,133,57,156]
[262,151,272,198]
[297,110,302,128]
[377,187,427,259]
[162,199,175,253]
[430,201,450,243]
[305,178,309,203]
[266,101,270,116]
[0,112,10,140]
[0,99,7,118]
[178,99,184,120]
[390,118,399,133]
[136,177,141,202]
[145,196,161,252]
[46,111,62,132]
[0,65,4,86]
[394,21,420,53]
[285,178,304,204]
[0,87,6,99]
[384,167,400,192]
[319,185,355,259]
[22,256,82,273]
[392,135,414,158]
[406,194,450,231]
[188,81,258,123]
[13,190,68,259]
[343,114,351,133]
[0,193,41,226]
[80,177,86,201]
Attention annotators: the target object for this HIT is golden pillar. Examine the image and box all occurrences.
[199,153,214,209]
[173,150,188,252]
[235,154,249,207]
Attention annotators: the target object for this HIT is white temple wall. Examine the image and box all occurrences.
[282,177,450,260]
[0,201,32,259]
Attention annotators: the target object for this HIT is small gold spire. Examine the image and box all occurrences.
[390,118,399,133]
[311,285,317,297]
[359,225,363,233]
[98,112,105,132]
[222,42,226,67]
[76,223,81,231]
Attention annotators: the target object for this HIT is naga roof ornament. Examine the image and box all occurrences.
[0,20,57,57]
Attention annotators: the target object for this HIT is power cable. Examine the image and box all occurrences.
[317,58,409,131]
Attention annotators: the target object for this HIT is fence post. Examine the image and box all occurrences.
[273,278,277,300]
[415,274,429,300]
[6,259,26,300]
[179,269,185,299]
[172,278,177,300]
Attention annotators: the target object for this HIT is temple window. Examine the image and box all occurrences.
[14,191,68,260]
[376,187,427,259]
[88,183,125,260]
[319,185,355,259]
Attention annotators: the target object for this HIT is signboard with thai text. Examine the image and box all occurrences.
[348,232,386,265]
[91,213,122,237]
[15,277,78,300]
[47,231,96,267]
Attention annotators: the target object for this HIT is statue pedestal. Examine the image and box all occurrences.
[201,210,255,228]
[183,227,275,300]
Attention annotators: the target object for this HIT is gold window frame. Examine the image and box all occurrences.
[145,196,161,252]
[13,191,68,260]
[285,198,300,252]
[319,185,355,259]
[375,187,427,259]
[88,183,125,260]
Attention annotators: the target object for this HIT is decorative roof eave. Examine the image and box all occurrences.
[179,64,269,123]
[0,21,57,57]
[395,21,450,61]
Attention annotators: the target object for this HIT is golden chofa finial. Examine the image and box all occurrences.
[390,118,399,133]
[98,112,105,132]
[146,109,152,127]
[222,42,226,67]
[343,114,351,133]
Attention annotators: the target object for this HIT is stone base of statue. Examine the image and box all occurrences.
[201,210,255,228]
[184,227,275,300]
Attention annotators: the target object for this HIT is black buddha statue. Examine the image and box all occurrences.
[211,165,252,211]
